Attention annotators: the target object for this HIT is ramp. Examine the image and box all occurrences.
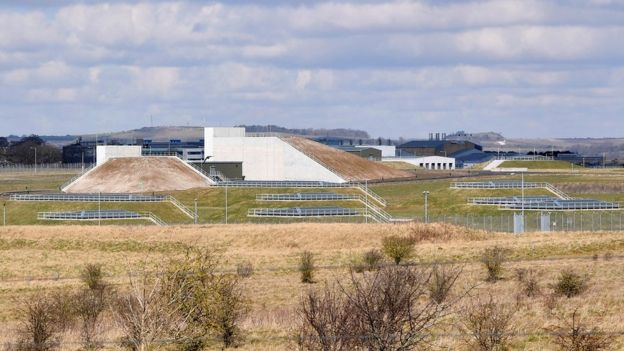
[283,137,412,182]
[63,157,214,193]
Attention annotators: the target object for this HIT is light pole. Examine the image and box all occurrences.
[365,180,369,224]
[423,191,430,223]
[3,202,6,226]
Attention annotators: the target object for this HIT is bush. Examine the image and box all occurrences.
[553,270,589,298]
[299,265,462,350]
[80,263,106,291]
[11,292,73,351]
[362,249,383,271]
[481,246,508,282]
[550,309,611,351]
[517,268,541,298]
[299,251,315,284]
[428,263,462,304]
[161,248,248,349]
[236,261,254,278]
[460,295,515,351]
[382,235,416,265]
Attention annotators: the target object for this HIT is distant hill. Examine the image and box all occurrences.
[17,125,371,146]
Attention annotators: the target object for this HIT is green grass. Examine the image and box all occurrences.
[500,160,576,169]
[4,170,624,224]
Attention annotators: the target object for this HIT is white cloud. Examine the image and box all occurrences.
[0,1,623,138]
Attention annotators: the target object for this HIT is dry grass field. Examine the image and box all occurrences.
[1,223,623,350]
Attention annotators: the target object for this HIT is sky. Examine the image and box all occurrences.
[1,0,624,139]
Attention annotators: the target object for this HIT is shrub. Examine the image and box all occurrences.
[460,295,515,351]
[517,268,541,298]
[550,309,611,351]
[161,248,248,349]
[481,246,508,282]
[299,265,462,350]
[11,292,73,351]
[236,261,254,278]
[80,263,106,291]
[428,263,462,304]
[299,251,315,284]
[75,264,112,350]
[362,249,384,271]
[553,270,589,298]
[381,235,416,265]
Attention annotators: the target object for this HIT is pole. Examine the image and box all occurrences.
[365,180,368,224]
[3,203,6,226]
[98,192,101,226]
[423,191,430,223]
[34,147,37,173]
[225,182,228,224]
[194,198,198,225]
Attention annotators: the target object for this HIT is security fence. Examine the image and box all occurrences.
[426,211,624,233]
[0,163,91,173]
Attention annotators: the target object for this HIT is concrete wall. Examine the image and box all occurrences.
[383,156,456,170]
[204,128,345,182]
[96,145,142,166]
[356,145,396,157]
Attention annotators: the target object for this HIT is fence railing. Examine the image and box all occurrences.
[60,164,96,191]
[451,181,572,200]
[37,211,166,226]
[0,163,92,173]
[248,207,362,217]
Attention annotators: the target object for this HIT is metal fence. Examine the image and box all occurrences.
[37,210,166,226]
[11,193,168,202]
[0,163,91,173]
[256,193,361,201]
[248,207,362,217]
[426,211,624,233]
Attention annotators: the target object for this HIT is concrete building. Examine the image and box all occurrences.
[96,145,142,166]
[335,146,382,161]
[204,127,346,182]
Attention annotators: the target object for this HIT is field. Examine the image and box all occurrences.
[0,223,623,350]
[4,169,624,225]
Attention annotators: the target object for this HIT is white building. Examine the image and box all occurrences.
[95,145,142,166]
[383,156,456,170]
[204,127,346,182]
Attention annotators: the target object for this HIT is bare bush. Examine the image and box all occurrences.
[113,269,188,351]
[11,292,73,351]
[553,270,589,298]
[381,235,416,265]
[550,309,611,351]
[299,251,315,284]
[517,268,541,298]
[428,263,463,304]
[481,246,508,282]
[236,261,254,278]
[362,249,383,271]
[460,295,516,351]
[75,264,112,350]
[298,285,357,351]
[299,265,462,350]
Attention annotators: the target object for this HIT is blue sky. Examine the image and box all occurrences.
[1,0,623,138]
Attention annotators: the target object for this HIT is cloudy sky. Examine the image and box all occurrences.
[1,0,624,138]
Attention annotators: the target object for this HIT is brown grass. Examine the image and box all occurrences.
[0,223,623,350]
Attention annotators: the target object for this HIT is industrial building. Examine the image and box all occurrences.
[382,156,456,170]
[62,138,204,164]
